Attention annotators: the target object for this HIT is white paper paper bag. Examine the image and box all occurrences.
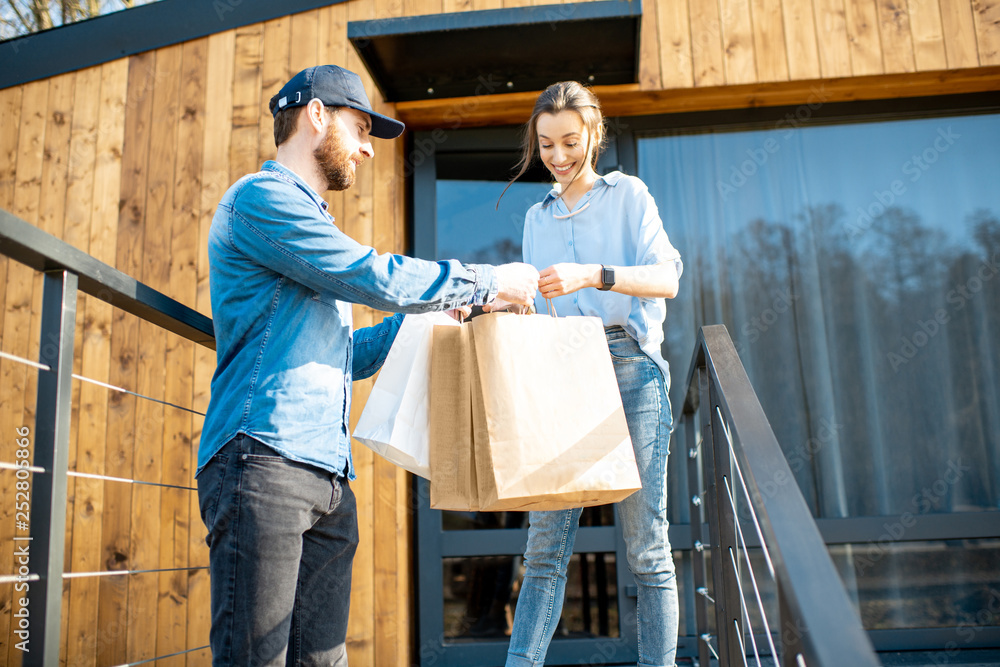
[354,311,460,478]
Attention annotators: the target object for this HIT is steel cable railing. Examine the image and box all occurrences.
[681,325,881,667]
[0,208,215,666]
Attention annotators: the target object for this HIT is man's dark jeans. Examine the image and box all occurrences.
[197,434,358,666]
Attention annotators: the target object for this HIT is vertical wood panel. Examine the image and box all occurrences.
[370,0,407,659]
[81,58,128,667]
[66,58,126,667]
[812,0,853,76]
[64,68,101,254]
[259,18,290,168]
[129,42,182,666]
[876,0,917,72]
[906,0,947,69]
[36,74,77,667]
[320,5,348,226]
[91,60,128,270]
[940,0,981,67]
[689,0,727,86]
[160,36,206,667]
[188,29,236,667]
[844,0,885,74]
[973,0,1000,64]
[97,50,156,666]
[345,1,377,662]
[782,0,822,79]
[37,73,74,239]
[61,63,103,667]
[390,95,411,667]
[1,78,48,667]
[750,0,790,81]
[230,25,264,183]
[639,0,664,89]
[0,80,21,667]
[404,0,442,16]
[720,0,758,83]
[658,0,694,89]
[289,10,319,74]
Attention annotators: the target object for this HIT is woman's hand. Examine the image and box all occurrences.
[538,263,599,298]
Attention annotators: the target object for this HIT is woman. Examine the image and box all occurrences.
[502,81,682,667]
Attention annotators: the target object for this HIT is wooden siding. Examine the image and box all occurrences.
[0,0,996,664]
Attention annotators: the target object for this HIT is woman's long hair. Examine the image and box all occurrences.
[497,81,606,208]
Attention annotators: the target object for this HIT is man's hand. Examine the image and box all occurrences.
[493,262,539,306]
[446,306,472,321]
[482,298,532,314]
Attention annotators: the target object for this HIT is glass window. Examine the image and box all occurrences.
[436,180,552,265]
[639,113,1000,520]
[442,553,623,640]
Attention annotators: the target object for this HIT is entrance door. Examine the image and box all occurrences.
[412,127,641,666]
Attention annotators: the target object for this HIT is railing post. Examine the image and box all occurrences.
[25,270,77,667]
[686,367,712,667]
[779,583,803,667]
[700,369,732,662]
[709,380,744,666]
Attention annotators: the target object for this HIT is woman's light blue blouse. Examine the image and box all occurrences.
[522,171,682,380]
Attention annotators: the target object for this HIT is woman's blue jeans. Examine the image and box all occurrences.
[506,328,679,667]
[197,434,358,666]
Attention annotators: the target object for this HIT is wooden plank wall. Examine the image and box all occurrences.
[0,0,996,665]
[0,4,411,665]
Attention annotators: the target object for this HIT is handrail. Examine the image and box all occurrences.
[0,207,215,666]
[0,208,215,350]
[682,324,880,667]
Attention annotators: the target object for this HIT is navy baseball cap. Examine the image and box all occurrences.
[270,65,405,139]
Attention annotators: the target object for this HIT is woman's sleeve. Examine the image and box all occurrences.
[631,179,683,280]
[522,208,535,266]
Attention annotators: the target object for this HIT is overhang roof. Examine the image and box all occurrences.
[348,0,642,102]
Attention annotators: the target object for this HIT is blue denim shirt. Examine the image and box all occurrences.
[199,160,498,478]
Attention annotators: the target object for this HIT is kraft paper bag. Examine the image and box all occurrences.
[429,312,640,512]
[353,311,459,479]
[428,324,480,510]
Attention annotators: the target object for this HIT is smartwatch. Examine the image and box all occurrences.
[598,265,615,291]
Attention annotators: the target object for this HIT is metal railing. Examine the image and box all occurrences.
[0,208,214,665]
[682,325,881,667]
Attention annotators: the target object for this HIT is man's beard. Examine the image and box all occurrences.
[314,127,356,191]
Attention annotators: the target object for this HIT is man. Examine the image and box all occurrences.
[196,64,538,665]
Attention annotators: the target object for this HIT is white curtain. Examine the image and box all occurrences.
[640,113,1000,630]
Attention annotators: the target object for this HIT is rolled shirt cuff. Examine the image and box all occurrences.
[466,263,499,306]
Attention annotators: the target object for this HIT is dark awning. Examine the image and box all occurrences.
[348,0,642,102]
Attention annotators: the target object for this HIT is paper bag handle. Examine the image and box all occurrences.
[545,299,558,318]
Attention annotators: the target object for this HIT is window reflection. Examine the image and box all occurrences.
[436,180,552,265]
[640,113,1000,519]
[443,553,622,640]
